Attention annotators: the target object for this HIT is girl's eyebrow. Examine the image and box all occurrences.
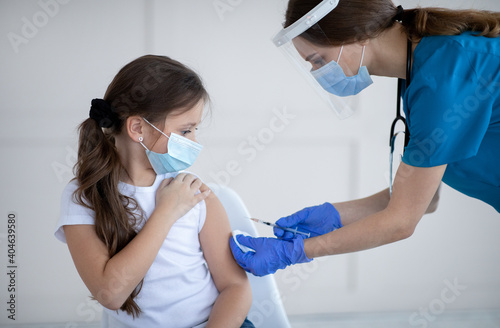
[181,122,199,128]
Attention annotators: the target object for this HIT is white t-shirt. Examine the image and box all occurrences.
[54,173,219,328]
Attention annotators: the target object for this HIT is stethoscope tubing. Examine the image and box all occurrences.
[389,39,413,195]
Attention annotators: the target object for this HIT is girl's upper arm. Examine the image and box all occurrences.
[64,225,110,299]
[199,192,248,291]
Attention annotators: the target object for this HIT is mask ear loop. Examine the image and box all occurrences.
[336,45,344,64]
[143,117,170,140]
[359,45,366,69]
[138,136,149,150]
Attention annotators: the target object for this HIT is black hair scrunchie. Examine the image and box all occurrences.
[89,98,119,128]
[394,5,405,22]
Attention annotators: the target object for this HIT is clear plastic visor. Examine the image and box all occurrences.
[276,24,362,119]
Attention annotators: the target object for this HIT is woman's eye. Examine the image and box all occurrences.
[314,58,326,67]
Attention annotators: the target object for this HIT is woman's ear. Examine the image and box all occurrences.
[126,116,144,142]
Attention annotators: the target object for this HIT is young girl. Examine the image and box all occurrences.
[54,55,254,327]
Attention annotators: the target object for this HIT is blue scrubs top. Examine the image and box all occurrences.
[402,32,500,212]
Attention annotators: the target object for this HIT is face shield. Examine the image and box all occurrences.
[272,0,366,119]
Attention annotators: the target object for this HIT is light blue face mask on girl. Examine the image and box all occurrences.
[310,45,373,97]
[139,118,203,174]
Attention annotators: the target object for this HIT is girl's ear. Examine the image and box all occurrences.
[126,116,144,142]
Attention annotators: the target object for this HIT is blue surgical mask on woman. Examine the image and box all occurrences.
[139,118,203,174]
[311,45,373,97]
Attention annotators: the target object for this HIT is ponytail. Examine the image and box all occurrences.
[74,118,144,317]
[401,7,500,40]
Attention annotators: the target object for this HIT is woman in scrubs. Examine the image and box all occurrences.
[230,0,500,276]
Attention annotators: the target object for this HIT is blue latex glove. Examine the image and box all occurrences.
[274,202,342,240]
[229,235,312,276]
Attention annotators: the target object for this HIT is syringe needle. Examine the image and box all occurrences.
[249,218,310,237]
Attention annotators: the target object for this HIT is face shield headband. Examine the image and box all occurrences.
[272,0,370,119]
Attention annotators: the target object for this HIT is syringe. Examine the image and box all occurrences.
[249,218,311,238]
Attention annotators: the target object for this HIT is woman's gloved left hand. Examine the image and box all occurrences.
[229,234,312,276]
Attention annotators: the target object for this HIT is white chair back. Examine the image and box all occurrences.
[207,183,291,328]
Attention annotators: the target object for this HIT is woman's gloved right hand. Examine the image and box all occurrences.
[273,202,343,240]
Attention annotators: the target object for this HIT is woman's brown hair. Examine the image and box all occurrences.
[73,55,208,317]
[284,0,500,46]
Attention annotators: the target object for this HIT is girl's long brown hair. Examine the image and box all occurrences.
[73,55,208,317]
[284,0,500,45]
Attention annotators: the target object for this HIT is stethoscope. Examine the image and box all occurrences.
[389,39,413,195]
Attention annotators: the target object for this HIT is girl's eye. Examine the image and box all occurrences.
[181,128,198,136]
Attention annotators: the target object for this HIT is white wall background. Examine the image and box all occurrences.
[0,0,499,326]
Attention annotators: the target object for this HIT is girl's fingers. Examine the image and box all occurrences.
[199,182,210,194]
[159,177,173,188]
[191,178,203,190]
[160,174,205,195]
[183,173,198,185]
[174,172,187,182]
[195,189,211,203]
[177,173,203,191]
